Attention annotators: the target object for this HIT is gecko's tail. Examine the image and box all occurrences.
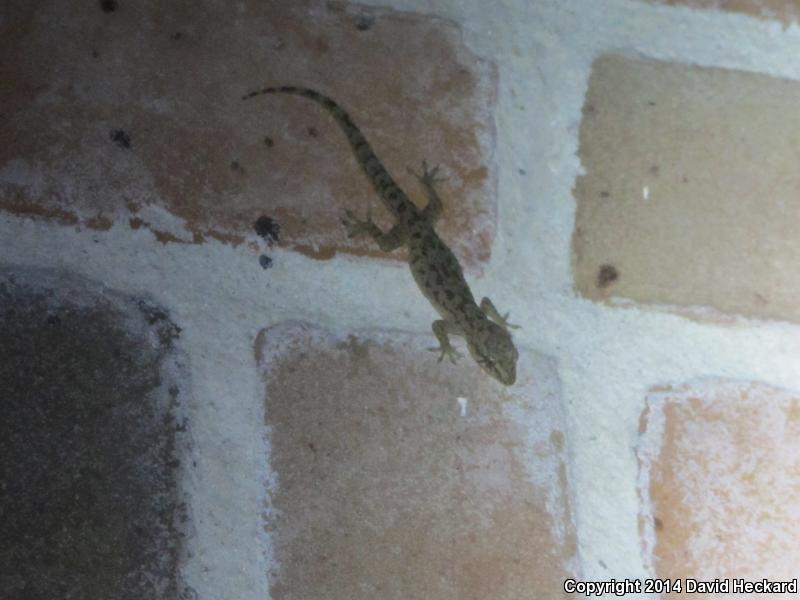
[242,86,356,133]
[242,86,327,103]
[242,85,405,212]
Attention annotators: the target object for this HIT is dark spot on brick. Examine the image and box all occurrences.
[648,100,656,106]
[259,255,273,270]
[264,136,274,148]
[649,165,660,176]
[313,35,329,53]
[682,175,689,183]
[584,103,595,114]
[254,215,280,245]
[597,264,619,288]
[654,516,664,530]
[91,49,100,58]
[109,129,131,149]
[518,168,526,175]
[99,0,117,12]
[355,12,375,31]
[230,160,245,174]
[171,32,182,41]
[307,126,318,138]
[600,190,610,198]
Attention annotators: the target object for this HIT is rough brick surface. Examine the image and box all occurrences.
[0,267,193,600]
[649,0,800,25]
[257,322,576,599]
[574,54,800,324]
[638,380,800,596]
[0,0,496,270]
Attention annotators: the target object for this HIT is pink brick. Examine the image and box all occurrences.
[638,380,800,594]
[257,322,576,599]
[649,0,800,25]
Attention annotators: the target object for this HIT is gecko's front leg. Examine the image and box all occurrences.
[342,208,408,252]
[480,297,520,331]
[430,319,463,363]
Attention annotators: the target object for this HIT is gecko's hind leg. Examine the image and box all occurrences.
[342,207,407,251]
[408,160,446,222]
[480,297,520,331]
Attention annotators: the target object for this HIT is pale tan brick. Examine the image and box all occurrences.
[648,0,800,25]
[257,322,576,600]
[638,380,800,596]
[0,1,496,269]
[574,54,800,324]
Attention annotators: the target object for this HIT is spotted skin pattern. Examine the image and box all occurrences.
[243,86,518,385]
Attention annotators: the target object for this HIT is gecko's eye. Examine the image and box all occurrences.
[478,356,494,370]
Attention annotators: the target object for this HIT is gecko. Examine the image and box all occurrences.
[242,86,519,385]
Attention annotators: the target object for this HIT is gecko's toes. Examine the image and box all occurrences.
[501,311,521,330]
[416,160,446,186]
[429,344,461,364]
[428,346,446,363]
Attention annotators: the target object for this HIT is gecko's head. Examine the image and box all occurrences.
[467,320,518,386]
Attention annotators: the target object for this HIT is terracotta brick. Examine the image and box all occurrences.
[638,380,800,596]
[257,322,576,600]
[574,54,800,324]
[648,0,800,25]
[0,0,496,270]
